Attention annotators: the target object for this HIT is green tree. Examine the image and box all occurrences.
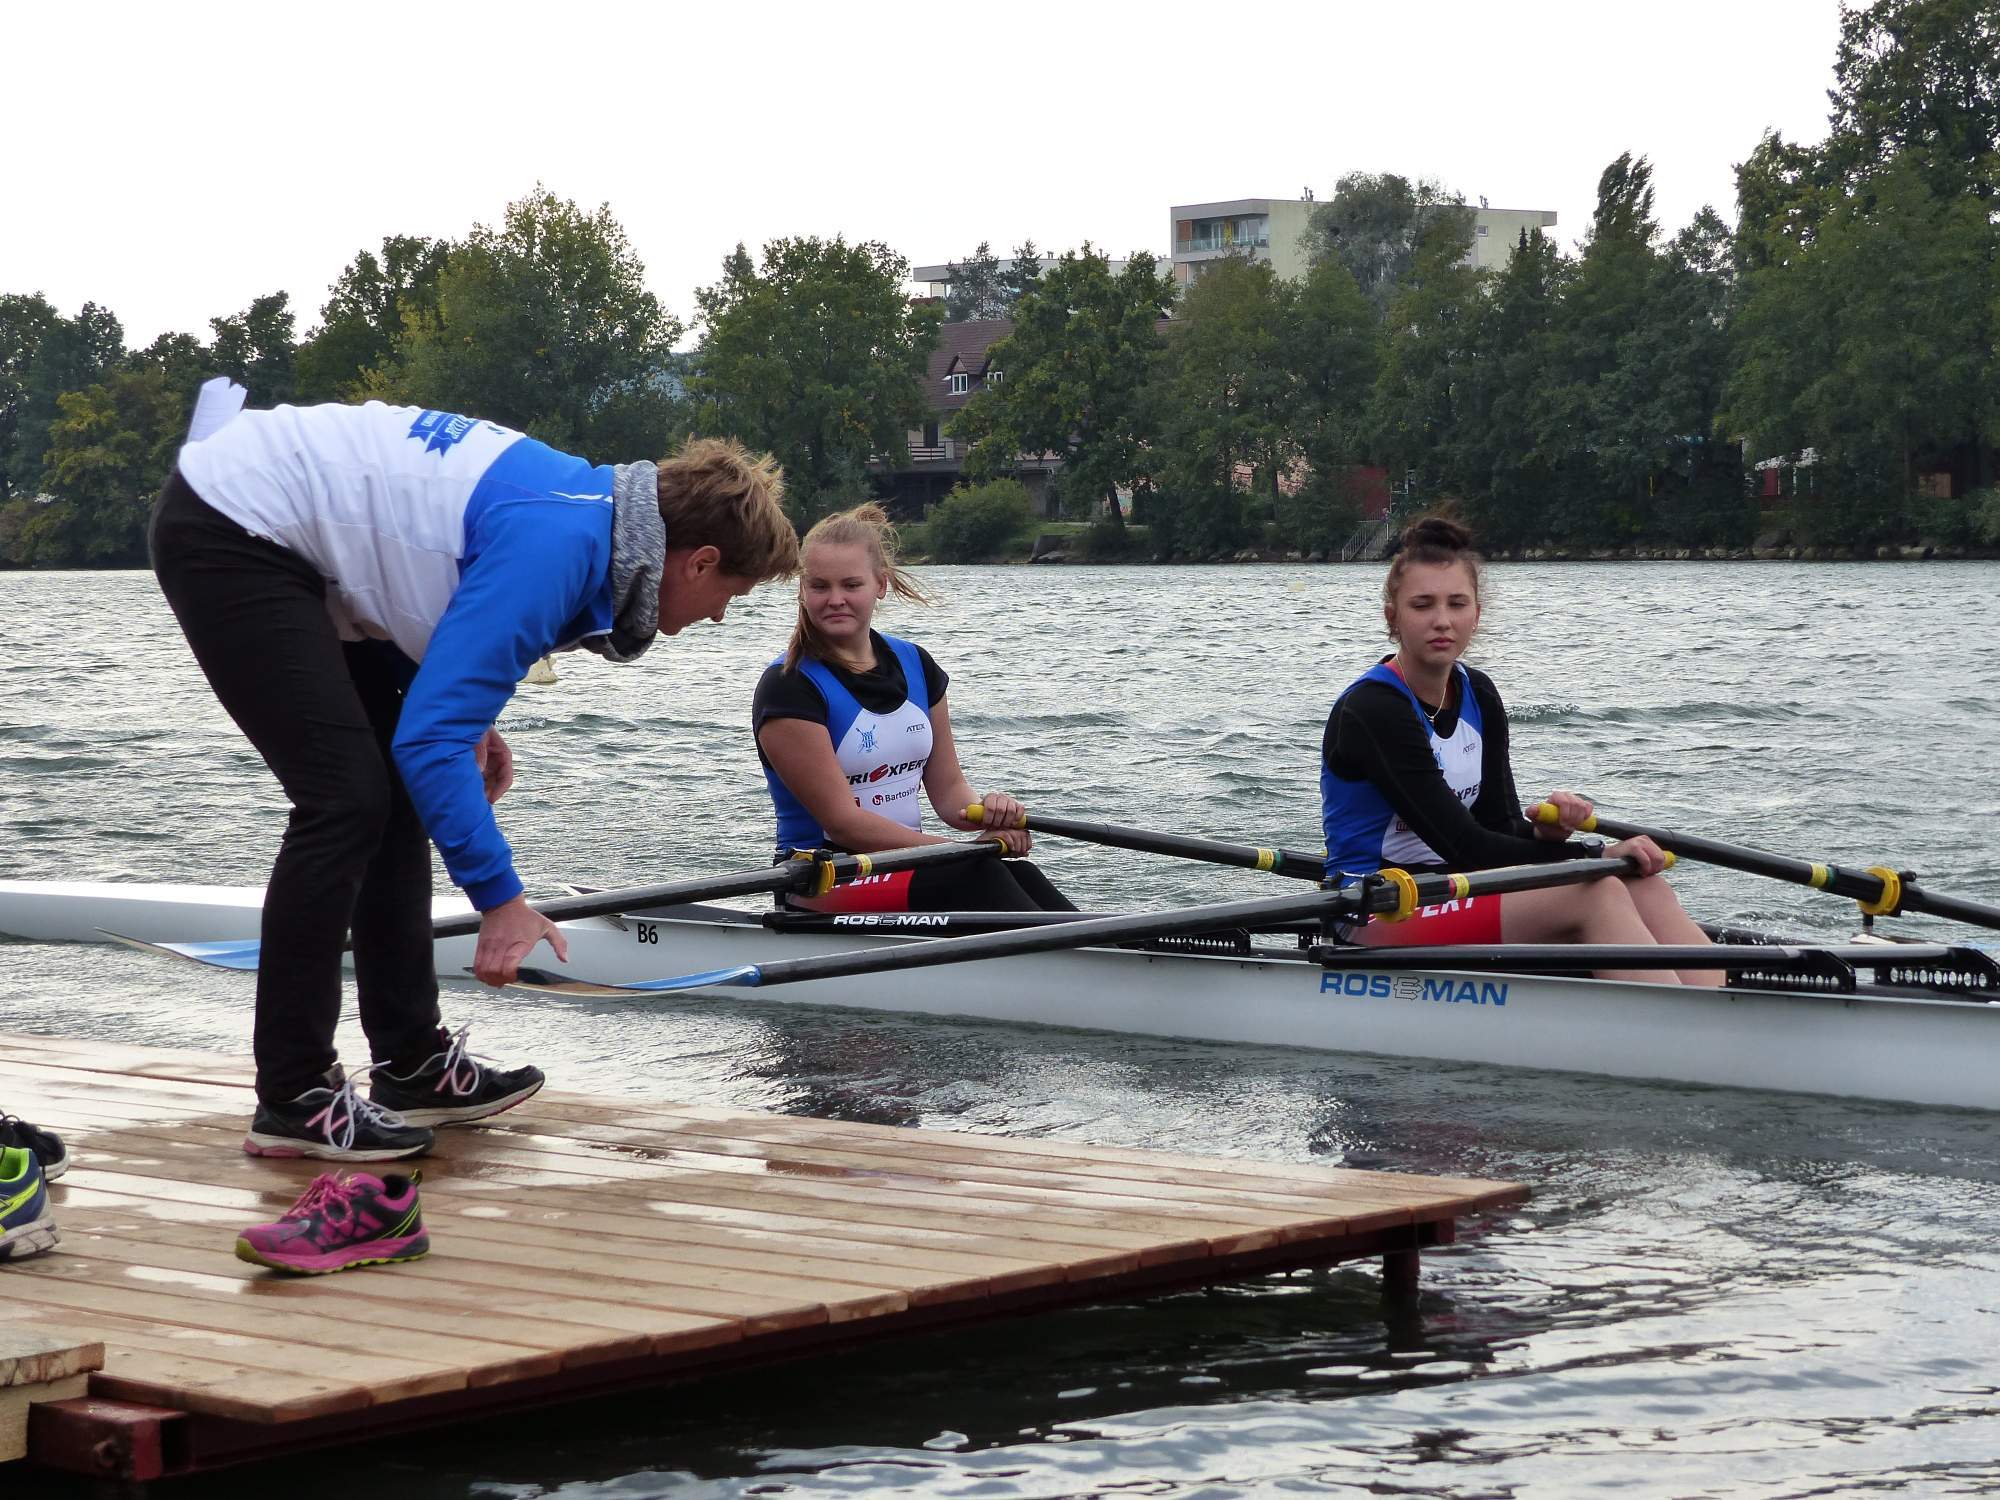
[14,366,184,565]
[1733,130,1840,276]
[944,242,1007,322]
[130,331,213,409]
[4,301,124,500]
[1535,154,1674,542]
[1637,207,1748,544]
[942,240,1043,322]
[208,291,297,407]
[1825,0,2000,201]
[953,246,1174,528]
[920,478,1034,560]
[379,188,684,456]
[295,235,449,401]
[691,236,938,520]
[0,293,61,501]
[1452,227,1571,548]
[1280,259,1381,552]
[1154,257,1288,554]
[1365,215,1487,510]
[1727,153,1993,543]
[1302,172,1475,314]
[1005,240,1043,304]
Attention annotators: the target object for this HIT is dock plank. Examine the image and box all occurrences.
[29,1126,1144,1286]
[3,1098,1229,1263]
[32,1104,1330,1252]
[69,1141,1175,1299]
[0,1303,377,1421]
[41,1232,658,1366]
[4,1255,557,1390]
[0,1030,1526,1473]
[41,1197,742,1350]
[516,1097,1516,1210]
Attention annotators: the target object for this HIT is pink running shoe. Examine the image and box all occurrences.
[235,1170,430,1275]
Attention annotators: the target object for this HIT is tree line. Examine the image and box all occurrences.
[0,192,940,567]
[3,0,1994,569]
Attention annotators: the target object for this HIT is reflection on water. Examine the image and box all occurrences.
[6,562,2000,1498]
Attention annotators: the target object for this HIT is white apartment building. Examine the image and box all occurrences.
[1167,197,1556,288]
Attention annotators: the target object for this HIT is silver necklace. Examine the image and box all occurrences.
[1398,655,1449,724]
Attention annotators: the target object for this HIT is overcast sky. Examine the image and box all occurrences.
[6,1,1844,347]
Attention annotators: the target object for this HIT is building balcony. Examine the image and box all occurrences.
[869,442,1066,476]
[1174,233,1270,256]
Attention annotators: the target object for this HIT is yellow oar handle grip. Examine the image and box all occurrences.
[963,802,1028,829]
[1532,801,1600,834]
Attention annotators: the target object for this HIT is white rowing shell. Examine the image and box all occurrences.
[1,879,1994,1111]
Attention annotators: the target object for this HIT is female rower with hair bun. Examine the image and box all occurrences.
[753,503,1076,913]
[1320,514,1721,985]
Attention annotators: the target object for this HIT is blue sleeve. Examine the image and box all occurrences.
[392,498,609,910]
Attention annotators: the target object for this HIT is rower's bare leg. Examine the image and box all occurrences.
[1622,875,1726,987]
[1501,879,1680,985]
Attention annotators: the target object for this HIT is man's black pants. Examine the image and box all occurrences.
[150,470,442,1104]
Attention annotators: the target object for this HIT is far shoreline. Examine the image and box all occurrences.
[904,542,2000,566]
[8,546,2000,577]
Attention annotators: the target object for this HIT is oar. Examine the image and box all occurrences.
[513,854,1651,994]
[1531,804,2000,932]
[109,840,1007,972]
[964,803,1324,881]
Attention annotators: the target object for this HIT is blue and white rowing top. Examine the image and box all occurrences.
[765,635,934,853]
[1321,661,1484,881]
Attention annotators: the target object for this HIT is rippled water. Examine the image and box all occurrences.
[5,562,2000,1499]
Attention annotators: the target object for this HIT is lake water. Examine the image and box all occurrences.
[4,561,1999,1499]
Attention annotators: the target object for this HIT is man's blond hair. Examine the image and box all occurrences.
[656,437,799,580]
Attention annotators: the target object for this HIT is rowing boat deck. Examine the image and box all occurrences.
[0,1031,1526,1482]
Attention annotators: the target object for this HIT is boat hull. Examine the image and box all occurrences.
[2,879,1994,1110]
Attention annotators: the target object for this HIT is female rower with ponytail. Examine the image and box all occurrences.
[753,504,1076,913]
[1321,515,1720,984]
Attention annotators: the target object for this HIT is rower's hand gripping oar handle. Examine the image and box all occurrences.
[1529,802,1674,868]
[963,802,1016,826]
[1531,801,1600,834]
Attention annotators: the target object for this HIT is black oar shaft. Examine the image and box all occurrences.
[1002,808,1323,882]
[1905,887,2000,928]
[741,856,1644,989]
[431,840,1002,940]
[1566,810,2000,931]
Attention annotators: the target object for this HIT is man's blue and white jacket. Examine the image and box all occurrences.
[178,401,619,911]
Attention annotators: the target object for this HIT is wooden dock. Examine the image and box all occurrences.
[0,1031,1526,1483]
